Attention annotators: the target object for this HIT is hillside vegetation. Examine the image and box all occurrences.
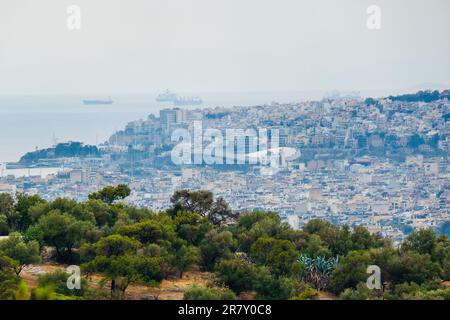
[0,186,449,300]
[18,142,100,165]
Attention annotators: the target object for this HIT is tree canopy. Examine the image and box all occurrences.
[0,187,448,300]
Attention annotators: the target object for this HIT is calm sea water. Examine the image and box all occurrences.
[0,91,325,163]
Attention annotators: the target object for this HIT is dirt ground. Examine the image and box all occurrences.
[123,272,214,300]
[318,291,339,300]
[21,263,215,300]
[21,264,66,288]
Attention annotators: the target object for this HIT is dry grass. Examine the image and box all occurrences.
[20,263,216,300]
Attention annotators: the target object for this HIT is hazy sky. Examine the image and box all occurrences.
[0,0,449,95]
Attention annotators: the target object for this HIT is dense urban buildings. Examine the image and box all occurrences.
[1,91,449,244]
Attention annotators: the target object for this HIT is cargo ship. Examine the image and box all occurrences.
[83,97,114,105]
[155,90,178,102]
[173,96,203,106]
[155,90,203,105]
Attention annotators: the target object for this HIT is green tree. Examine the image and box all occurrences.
[350,225,379,250]
[83,199,117,227]
[171,190,213,216]
[304,220,383,256]
[28,202,50,224]
[14,193,46,231]
[402,229,437,256]
[215,257,258,294]
[174,245,199,278]
[199,230,235,271]
[389,251,441,285]
[170,190,236,225]
[365,247,399,286]
[209,196,236,225]
[88,184,131,204]
[234,211,291,252]
[302,234,331,257]
[24,224,45,247]
[253,266,295,300]
[37,210,96,262]
[0,254,20,300]
[304,220,350,255]
[0,215,9,235]
[328,250,371,294]
[118,219,176,245]
[0,232,41,275]
[250,237,299,276]
[50,198,96,223]
[235,211,280,231]
[0,193,19,233]
[173,211,212,245]
[81,234,164,299]
[249,236,276,263]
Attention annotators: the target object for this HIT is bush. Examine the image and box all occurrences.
[14,281,31,300]
[183,285,236,300]
[290,283,320,300]
[340,283,371,300]
[388,281,450,300]
[37,270,87,297]
[253,267,295,300]
[215,258,257,294]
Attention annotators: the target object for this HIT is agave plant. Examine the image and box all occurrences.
[298,254,339,291]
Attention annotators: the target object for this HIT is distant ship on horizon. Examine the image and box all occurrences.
[83,97,114,105]
[155,90,178,102]
[173,96,203,106]
[155,90,203,105]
